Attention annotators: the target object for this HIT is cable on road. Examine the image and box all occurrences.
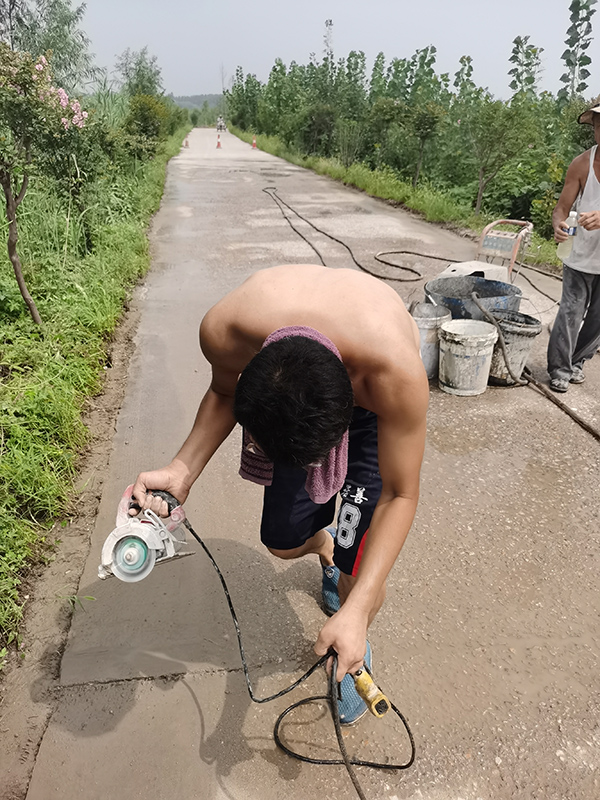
[263,185,598,440]
[263,186,424,282]
[471,294,600,444]
[262,187,565,310]
[177,507,416,800]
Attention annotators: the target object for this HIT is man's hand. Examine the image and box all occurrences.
[554,219,570,243]
[130,459,192,517]
[314,605,369,682]
[579,210,600,231]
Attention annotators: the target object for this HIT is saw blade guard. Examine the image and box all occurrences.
[98,485,189,582]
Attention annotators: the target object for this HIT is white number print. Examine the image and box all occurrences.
[337,503,361,549]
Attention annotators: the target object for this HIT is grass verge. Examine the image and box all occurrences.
[0,127,190,651]
[231,127,561,271]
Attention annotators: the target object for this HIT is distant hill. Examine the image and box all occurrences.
[172,94,223,109]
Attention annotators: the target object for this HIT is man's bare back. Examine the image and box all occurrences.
[201,264,424,412]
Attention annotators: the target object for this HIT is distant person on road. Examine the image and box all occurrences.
[130,264,428,725]
[548,97,600,393]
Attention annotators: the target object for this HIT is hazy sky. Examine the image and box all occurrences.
[83,0,599,99]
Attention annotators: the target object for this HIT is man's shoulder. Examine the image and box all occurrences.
[200,305,235,361]
[359,349,429,422]
[569,149,593,174]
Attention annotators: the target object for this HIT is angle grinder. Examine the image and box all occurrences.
[98,485,192,582]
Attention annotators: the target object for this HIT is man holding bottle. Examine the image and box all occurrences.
[547,98,600,393]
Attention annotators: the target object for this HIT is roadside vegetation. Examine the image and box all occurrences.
[0,1,190,650]
[188,97,225,128]
[226,3,597,265]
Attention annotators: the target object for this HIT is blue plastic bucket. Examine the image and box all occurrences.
[425,276,522,320]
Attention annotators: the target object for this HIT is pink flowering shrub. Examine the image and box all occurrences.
[0,44,87,324]
[0,44,87,172]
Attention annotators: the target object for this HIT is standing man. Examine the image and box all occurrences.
[131,264,428,724]
[548,97,600,392]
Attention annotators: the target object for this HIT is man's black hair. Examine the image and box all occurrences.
[234,336,354,467]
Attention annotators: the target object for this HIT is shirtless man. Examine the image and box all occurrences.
[132,264,428,724]
[548,99,600,392]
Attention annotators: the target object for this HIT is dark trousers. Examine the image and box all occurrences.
[547,265,600,381]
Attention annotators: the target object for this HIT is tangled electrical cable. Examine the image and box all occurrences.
[168,498,416,800]
[263,186,424,281]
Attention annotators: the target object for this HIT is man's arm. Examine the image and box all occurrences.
[553,157,585,242]
[131,319,242,516]
[315,366,428,680]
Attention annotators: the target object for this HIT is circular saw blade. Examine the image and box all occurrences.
[111,535,156,582]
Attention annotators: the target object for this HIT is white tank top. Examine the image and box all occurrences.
[566,145,600,274]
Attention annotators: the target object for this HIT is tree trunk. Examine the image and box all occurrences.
[475,165,502,214]
[1,172,42,325]
[413,139,425,188]
[475,182,485,214]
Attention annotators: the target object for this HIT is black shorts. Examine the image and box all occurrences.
[260,407,382,576]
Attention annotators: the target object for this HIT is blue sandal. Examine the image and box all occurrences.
[337,641,372,726]
[321,526,340,616]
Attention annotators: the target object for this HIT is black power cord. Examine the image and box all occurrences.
[470,294,600,445]
[263,186,424,282]
[143,491,416,799]
[262,186,565,311]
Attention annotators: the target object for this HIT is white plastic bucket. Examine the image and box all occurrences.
[438,320,498,396]
[411,303,452,379]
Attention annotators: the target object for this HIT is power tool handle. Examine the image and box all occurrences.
[129,490,180,514]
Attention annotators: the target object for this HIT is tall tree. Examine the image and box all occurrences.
[558,0,597,101]
[508,35,544,98]
[0,0,26,48]
[453,55,476,98]
[14,0,96,92]
[386,57,411,101]
[408,46,439,102]
[369,51,386,103]
[341,50,367,120]
[465,97,537,213]
[411,102,445,186]
[116,46,163,97]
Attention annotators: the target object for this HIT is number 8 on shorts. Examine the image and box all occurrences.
[337,503,362,549]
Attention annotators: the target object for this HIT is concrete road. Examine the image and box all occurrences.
[23,129,600,799]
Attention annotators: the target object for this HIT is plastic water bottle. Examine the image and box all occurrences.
[556,211,578,261]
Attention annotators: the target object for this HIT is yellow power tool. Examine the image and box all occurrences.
[353,668,390,718]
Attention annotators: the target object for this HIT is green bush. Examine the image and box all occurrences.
[124,94,170,157]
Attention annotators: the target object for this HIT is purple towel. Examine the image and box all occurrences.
[239,326,349,504]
